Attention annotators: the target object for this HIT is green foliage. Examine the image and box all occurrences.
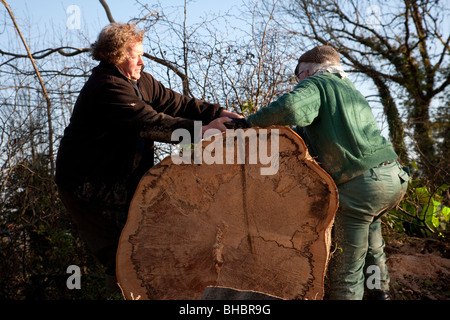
[383,179,450,238]
[241,100,255,117]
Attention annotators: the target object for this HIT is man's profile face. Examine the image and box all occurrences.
[117,42,144,81]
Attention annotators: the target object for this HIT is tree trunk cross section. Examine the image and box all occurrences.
[117,127,338,300]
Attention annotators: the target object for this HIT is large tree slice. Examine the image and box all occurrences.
[116,126,338,300]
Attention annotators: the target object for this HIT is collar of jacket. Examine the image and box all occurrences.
[97,61,146,101]
[98,61,141,83]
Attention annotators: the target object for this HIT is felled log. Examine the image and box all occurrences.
[116,126,338,300]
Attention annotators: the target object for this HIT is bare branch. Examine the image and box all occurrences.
[1,0,55,182]
[0,47,91,67]
[99,0,115,23]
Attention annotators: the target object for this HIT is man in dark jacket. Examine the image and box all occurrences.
[55,23,240,292]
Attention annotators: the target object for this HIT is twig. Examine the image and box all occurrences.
[1,0,55,183]
[99,0,115,23]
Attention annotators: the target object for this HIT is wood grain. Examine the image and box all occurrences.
[116,126,338,300]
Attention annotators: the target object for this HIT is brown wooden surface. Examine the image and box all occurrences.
[116,126,338,300]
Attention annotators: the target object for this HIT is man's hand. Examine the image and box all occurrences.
[201,110,244,139]
[220,109,243,119]
[202,117,231,138]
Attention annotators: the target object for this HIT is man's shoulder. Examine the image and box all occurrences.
[305,73,355,92]
[138,71,158,86]
[88,63,130,88]
[309,72,343,82]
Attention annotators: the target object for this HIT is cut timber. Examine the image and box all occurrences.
[116,126,338,300]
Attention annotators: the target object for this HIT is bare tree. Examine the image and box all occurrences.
[1,0,55,183]
[275,0,449,184]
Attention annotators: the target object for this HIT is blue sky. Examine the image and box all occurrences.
[2,0,390,135]
[1,0,245,64]
[8,0,445,138]
[4,0,240,39]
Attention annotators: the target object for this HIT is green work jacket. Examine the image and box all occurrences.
[247,73,398,185]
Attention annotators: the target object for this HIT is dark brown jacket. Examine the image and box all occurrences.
[55,61,222,209]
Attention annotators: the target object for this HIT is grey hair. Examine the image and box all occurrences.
[295,62,339,78]
[295,61,345,79]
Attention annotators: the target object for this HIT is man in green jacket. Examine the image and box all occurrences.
[231,46,409,300]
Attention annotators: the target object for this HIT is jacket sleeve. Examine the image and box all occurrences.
[139,72,223,123]
[96,77,222,143]
[97,76,207,143]
[246,80,321,128]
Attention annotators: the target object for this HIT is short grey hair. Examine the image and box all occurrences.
[295,62,338,78]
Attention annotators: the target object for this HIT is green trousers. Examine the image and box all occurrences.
[328,160,409,300]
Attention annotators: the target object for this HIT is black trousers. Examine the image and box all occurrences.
[58,188,128,276]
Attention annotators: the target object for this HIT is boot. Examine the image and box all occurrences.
[366,290,391,300]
